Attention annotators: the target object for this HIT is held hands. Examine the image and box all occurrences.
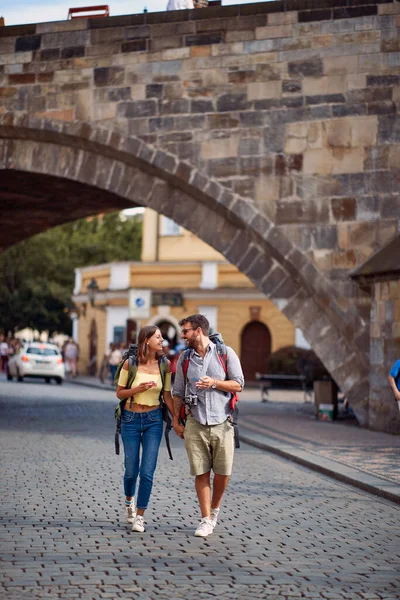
[173,417,185,439]
[195,376,215,390]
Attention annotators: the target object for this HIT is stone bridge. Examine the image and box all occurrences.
[0,0,399,431]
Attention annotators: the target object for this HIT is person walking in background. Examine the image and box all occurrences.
[116,325,174,532]
[0,335,9,373]
[388,359,400,411]
[64,338,79,377]
[109,344,123,382]
[172,314,244,538]
[99,342,113,384]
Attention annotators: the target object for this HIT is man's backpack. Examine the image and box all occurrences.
[114,344,173,460]
[180,332,240,448]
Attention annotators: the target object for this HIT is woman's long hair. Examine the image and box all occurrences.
[137,325,163,364]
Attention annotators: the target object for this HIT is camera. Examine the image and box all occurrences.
[185,394,198,407]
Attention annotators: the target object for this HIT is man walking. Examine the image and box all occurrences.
[173,314,244,537]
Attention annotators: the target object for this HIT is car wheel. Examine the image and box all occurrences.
[45,378,51,384]
[56,377,63,385]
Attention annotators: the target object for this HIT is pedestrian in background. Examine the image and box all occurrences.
[388,359,400,411]
[64,338,79,377]
[116,325,174,532]
[99,342,113,384]
[109,344,123,382]
[0,335,9,373]
[172,314,244,537]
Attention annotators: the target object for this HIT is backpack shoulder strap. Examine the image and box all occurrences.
[181,349,192,380]
[126,355,138,388]
[158,354,168,388]
[214,342,228,375]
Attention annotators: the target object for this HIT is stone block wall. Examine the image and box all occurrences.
[369,277,400,433]
[0,1,398,291]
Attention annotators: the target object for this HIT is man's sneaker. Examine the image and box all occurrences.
[194,517,214,538]
[125,503,135,524]
[132,515,145,533]
[210,508,220,528]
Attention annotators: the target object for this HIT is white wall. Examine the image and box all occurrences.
[198,306,218,332]
[109,263,130,290]
[106,306,130,350]
[200,262,217,289]
[73,269,82,295]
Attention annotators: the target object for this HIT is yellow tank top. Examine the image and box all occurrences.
[118,369,172,407]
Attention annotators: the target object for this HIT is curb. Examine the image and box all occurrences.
[239,433,400,506]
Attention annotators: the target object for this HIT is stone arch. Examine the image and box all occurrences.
[0,113,369,424]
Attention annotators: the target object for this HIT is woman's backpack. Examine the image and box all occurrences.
[114,344,173,460]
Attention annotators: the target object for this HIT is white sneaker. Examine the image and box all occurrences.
[210,508,220,528]
[125,503,136,524]
[194,517,214,538]
[132,515,145,533]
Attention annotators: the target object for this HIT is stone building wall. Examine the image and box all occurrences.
[370,277,400,433]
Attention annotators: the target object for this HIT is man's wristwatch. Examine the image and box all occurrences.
[211,379,217,389]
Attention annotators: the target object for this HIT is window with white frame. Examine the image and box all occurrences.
[160,216,181,236]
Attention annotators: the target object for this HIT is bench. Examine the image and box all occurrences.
[255,372,313,403]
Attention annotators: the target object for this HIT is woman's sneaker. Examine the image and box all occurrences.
[194,517,214,538]
[132,515,145,533]
[210,508,220,528]
[125,503,136,524]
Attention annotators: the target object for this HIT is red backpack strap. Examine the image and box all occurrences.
[216,343,239,412]
[179,350,191,424]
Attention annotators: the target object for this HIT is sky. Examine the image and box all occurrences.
[2,0,258,26]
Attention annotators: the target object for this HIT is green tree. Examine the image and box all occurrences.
[0,212,142,336]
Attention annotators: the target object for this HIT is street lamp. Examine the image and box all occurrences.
[87,278,99,307]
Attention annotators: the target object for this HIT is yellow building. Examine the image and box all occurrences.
[72,210,307,382]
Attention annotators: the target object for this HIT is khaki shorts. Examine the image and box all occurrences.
[184,415,235,476]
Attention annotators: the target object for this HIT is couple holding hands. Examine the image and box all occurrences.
[116,313,244,537]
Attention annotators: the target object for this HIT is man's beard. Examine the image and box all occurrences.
[187,335,200,350]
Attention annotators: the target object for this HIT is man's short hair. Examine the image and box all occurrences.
[179,314,210,336]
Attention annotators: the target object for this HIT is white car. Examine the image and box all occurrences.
[7,342,65,384]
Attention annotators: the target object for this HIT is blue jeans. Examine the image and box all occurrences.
[120,407,163,510]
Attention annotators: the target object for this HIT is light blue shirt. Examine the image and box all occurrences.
[173,341,244,426]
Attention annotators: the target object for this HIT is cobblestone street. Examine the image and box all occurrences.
[1,380,399,600]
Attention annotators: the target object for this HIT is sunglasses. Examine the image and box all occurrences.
[181,327,196,335]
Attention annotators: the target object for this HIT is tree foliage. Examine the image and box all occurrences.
[0,212,142,335]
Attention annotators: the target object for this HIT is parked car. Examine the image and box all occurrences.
[7,342,65,384]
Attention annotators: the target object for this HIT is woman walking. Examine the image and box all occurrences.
[116,325,173,532]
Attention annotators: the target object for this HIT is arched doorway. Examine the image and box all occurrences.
[241,321,271,383]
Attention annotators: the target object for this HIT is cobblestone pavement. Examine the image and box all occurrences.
[1,380,400,600]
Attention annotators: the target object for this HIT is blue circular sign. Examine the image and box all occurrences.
[135,297,145,307]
